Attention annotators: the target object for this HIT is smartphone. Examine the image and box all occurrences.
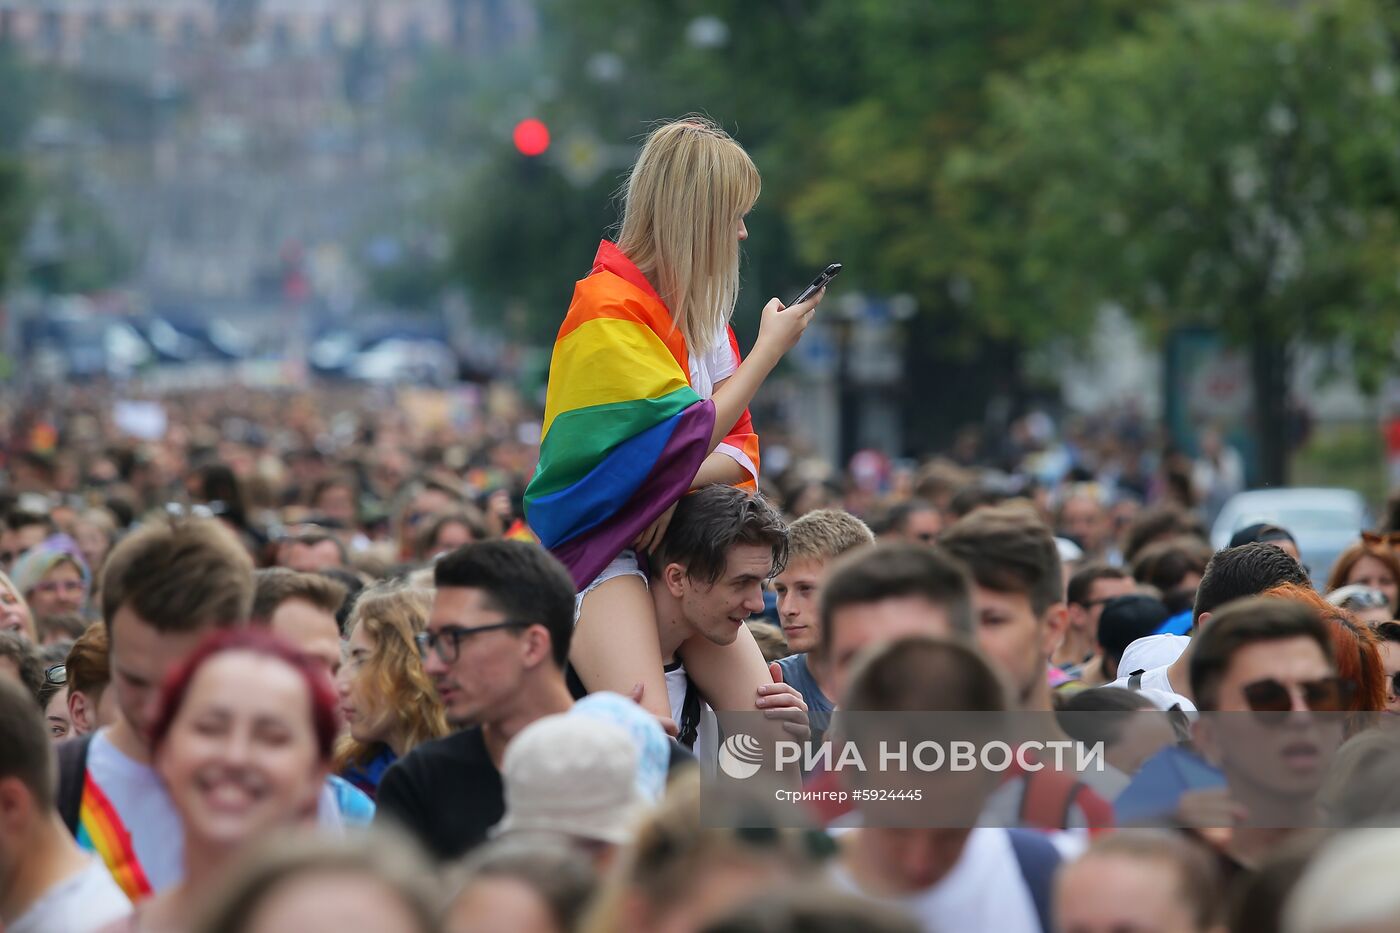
[791,263,842,306]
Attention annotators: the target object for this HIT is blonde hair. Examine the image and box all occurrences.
[616,116,761,353]
[787,509,876,563]
[333,585,447,772]
[581,773,815,933]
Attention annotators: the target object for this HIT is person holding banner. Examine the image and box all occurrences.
[523,116,824,730]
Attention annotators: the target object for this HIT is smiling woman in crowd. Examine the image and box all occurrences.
[0,570,35,641]
[107,629,338,932]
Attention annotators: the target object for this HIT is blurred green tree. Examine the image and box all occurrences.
[944,0,1400,483]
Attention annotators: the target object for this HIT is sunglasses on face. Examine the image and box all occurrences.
[1241,676,1353,722]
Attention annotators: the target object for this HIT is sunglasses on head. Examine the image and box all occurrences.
[1341,588,1392,611]
[1241,676,1352,722]
[1362,531,1400,549]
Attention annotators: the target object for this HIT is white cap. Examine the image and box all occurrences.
[493,713,647,845]
[1055,536,1085,563]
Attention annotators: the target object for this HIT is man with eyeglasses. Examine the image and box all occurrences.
[1117,597,1346,873]
[1054,564,1135,684]
[878,498,942,545]
[375,540,580,861]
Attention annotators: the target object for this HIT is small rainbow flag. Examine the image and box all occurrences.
[525,241,759,589]
[76,774,153,902]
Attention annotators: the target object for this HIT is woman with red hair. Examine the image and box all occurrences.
[1264,582,1386,730]
[1326,536,1400,617]
[104,630,338,931]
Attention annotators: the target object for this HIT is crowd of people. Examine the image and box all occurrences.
[3,117,1400,933]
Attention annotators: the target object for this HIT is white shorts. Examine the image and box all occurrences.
[574,549,648,623]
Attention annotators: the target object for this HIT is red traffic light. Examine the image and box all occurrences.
[513,118,550,157]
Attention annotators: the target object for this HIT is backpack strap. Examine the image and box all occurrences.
[1017,768,1078,830]
[1127,669,1145,691]
[1007,829,1062,932]
[56,732,94,836]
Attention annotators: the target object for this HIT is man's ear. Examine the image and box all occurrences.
[68,690,91,735]
[520,625,554,669]
[663,562,689,599]
[1194,610,1212,634]
[1191,716,1221,766]
[0,776,32,839]
[1041,603,1070,659]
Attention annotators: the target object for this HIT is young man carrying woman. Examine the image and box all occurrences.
[525,117,824,729]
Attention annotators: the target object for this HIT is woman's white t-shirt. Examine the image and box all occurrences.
[689,329,737,400]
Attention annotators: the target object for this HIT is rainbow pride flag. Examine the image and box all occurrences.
[525,241,760,589]
[76,774,153,902]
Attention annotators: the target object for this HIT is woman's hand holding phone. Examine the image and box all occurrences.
[755,287,824,358]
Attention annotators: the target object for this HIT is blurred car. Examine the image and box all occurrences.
[1210,487,1370,583]
[346,337,458,385]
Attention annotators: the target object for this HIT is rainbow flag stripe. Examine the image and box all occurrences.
[76,774,153,902]
[525,241,759,589]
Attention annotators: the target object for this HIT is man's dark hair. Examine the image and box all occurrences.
[1096,595,1172,674]
[844,635,1008,713]
[0,631,42,703]
[1193,542,1312,626]
[1056,687,1159,749]
[417,510,490,561]
[1067,564,1132,608]
[819,544,974,656]
[651,485,788,587]
[880,499,938,536]
[1227,523,1297,550]
[35,611,89,644]
[434,541,576,668]
[0,677,54,810]
[947,485,1008,519]
[318,568,365,631]
[1123,505,1207,564]
[1132,536,1213,594]
[101,518,255,637]
[1189,596,1334,712]
[251,568,349,628]
[3,509,53,536]
[941,504,1063,616]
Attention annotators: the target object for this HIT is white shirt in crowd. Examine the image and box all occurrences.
[10,859,131,933]
[86,728,352,895]
[830,828,1043,933]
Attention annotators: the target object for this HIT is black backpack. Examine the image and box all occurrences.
[55,732,94,836]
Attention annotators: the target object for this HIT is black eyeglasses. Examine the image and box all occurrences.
[1241,676,1353,723]
[415,621,530,663]
[45,663,67,686]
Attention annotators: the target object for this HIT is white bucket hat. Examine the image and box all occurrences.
[492,712,647,846]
